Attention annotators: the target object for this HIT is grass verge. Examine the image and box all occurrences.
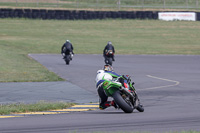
[0,101,75,115]
[0,18,200,82]
[1,0,200,11]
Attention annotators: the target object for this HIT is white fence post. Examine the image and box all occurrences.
[142,0,144,9]
[196,0,199,8]
[16,0,18,6]
[163,0,166,9]
[96,0,98,8]
[57,0,59,8]
[118,0,121,10]
[76,0,79,9]
[37,0,39,7]
[186,0,188,9]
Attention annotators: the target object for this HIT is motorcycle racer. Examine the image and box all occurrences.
[95,64,135,110]
[103,41,115,62]
[61,40,74,60]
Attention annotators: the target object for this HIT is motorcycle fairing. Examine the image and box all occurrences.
[105,71,121,78]
[96,80,105,88]
[102,80,121,96]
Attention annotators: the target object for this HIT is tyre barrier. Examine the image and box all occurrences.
[197,12,200,21]
[0,8,199,20]
[0,8,158,20]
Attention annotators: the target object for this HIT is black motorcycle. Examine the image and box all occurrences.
[104,50,114,66]
[62,52,73,65]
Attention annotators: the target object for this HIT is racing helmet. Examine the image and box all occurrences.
[103,64,113,71]
[66,40,70,43]
[107,41,112,45]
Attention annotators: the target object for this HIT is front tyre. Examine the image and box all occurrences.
[113,91,134,113]
[136,104,144,112]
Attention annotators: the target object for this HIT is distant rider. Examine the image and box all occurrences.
[61,40,74,60]
[103,41,115,61]
[95,64,135,110]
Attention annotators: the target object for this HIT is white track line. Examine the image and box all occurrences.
[140,75,180,90]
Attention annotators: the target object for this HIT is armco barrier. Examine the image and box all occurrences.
[0,8,199,21]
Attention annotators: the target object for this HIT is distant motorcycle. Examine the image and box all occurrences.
[104,50,114,66]
[102,75,144,113]
[62,52,73,65]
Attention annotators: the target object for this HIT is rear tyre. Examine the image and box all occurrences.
[105,57,112,66]
[65,55,70,65]
[65,61,69,65]
[108,57,112,66]
[113,91,134,113]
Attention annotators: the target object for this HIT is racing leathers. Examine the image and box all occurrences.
[95,70,121,110]
[103,43,115,61]
[61,41,74,60]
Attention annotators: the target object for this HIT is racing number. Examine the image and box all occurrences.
[103,81,109,87]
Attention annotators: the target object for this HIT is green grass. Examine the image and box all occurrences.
[0,0,200,10]
[0,18,200,82]
[0,101,75,115]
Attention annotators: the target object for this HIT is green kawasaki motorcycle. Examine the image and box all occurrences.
[102,75,144,113]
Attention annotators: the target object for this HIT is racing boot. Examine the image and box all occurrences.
[99,101,118,110]
[112,57,115,61]
[110,100,118,109]
[70,52,73,60]
[62,53,65,59]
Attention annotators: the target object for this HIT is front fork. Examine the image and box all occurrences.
[120,86,140,108]
[127,86,141,108]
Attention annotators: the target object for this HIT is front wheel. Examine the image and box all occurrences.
[136,104,144,112]
[113,91,134,113]
[134,94,144,112]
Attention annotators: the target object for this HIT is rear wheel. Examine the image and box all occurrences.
[113,91,134,113]
[105,57,112,66]
[65,55,70,65]
[65,61,69,65]
[108,57,112,66]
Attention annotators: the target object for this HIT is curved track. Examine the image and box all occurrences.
[0,54,200,133]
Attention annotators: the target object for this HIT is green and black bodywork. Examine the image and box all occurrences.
[101,71,144,113]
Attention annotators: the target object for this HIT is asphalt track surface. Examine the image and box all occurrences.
[0,54,200,133]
